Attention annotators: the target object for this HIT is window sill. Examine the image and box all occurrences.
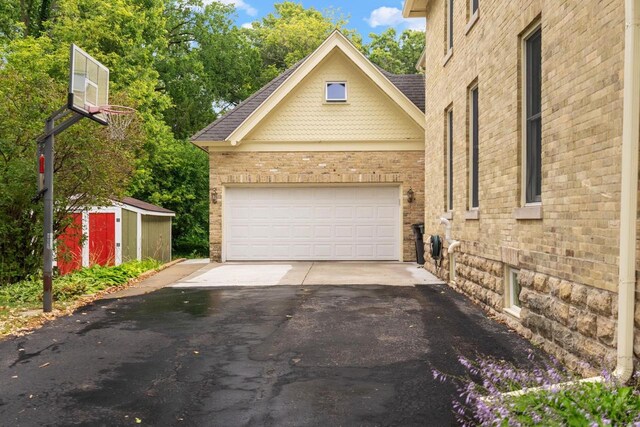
[504,306,521,319]
[323,101,349,105]
[442,49,453,67]
[513,204,542,220]
[464,209,479,220]
[441,211,453,220]
[465,10,479,35]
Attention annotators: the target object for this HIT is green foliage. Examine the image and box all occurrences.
[437,353,640,426]
[129,138,209,256]
[505,381,640,426]
[0,259,161,307]
[366,28,425,75]
[157,1,263,139]
[0,36,146,285]
[0,0,426,283]
[250,1,362,77]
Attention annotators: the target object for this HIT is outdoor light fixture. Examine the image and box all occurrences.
[407,188,415,203]
[211,188,218,204]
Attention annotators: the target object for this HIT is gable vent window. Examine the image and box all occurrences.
[326,82,347,102]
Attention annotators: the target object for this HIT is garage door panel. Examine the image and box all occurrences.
[251,207,271,220]
[356,245,375,257]
[250,225,273,238]
[272,207,290,219]
[376,244,396,257]
[377,206,396,219]
[314,206,333,219]
[356,206,375,219]
[293,225,313,238]
[292,206,313,219]
[335,245,354,257]
[377,225,395,238]
[270,245,290,257]
[314,245,332,257]
[335,226,353,238]
[335,206,354,219]
[229,225,250,238]
[314,225,332,238]
[225,186,400,261]
[356,226,375,238]
[229,207,251,219]
[292,244,312,257]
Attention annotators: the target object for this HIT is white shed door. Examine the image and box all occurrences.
[224,186,400,261]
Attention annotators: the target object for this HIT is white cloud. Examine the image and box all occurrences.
[218,0,258,17]
[365,6,425,31]
[365,6,405,27]
[241,22,253,29]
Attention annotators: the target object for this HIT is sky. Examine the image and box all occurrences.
[217,0,425,42]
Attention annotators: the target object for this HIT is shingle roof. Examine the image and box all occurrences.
[191,60,425,143]
[378,70,425,113]
[121,197,175,215]
[190,61,304,143]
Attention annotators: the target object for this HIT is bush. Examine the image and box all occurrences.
[0,259,161,308]
[433,353,640,426]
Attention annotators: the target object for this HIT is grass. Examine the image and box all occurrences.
[433,353,640,426]
[0,259,162,336]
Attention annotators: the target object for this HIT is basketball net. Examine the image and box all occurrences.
[99,105,136,141]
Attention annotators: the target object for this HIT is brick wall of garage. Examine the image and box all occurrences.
[209,150,425,262]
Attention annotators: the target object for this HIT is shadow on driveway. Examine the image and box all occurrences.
[0,284,537,426]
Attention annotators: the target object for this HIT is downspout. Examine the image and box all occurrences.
[440,217,461,252]
[616,0,640,383]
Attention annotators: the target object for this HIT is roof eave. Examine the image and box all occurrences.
[403,0,428,18]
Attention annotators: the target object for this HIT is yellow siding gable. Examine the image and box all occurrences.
[244,50,424,143]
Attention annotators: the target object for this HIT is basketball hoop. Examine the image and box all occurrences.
[97,105,136,140]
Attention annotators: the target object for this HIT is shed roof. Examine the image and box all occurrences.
[120,197,175,215]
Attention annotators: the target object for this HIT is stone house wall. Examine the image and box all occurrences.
[420,0,639,372]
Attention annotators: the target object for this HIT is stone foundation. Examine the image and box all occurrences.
[426,249,639,375]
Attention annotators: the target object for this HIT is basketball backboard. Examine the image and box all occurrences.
[68,44,109,125]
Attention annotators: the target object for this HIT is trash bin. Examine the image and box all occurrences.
[411,223,426,265]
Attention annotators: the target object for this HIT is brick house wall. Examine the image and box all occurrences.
[420,0,638,371]
[209,151,425,262]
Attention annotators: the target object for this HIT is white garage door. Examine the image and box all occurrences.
[224,186,400,261]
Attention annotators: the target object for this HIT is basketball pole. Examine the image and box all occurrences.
[42,116,54,312]
[39,106,82,313]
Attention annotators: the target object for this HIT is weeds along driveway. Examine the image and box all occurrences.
[0,284,537,426]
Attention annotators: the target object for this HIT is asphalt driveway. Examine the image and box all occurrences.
[0,267,538,426]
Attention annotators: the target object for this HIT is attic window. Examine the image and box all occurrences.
[326,82,347,102]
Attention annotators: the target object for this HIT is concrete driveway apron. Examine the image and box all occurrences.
[0,262,538,426]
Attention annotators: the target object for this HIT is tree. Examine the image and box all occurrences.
[157,1,262,139]
[248,2,362,81]
[366,28,425,74]
[0,37,146,284]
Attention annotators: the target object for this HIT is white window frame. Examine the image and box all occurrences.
[468,84,479,210]
[504,267,521,318]
[469,0,478,17]
[325,81,347,102]
[447,0,454,51]
[446,108,454,212]
[521,22,542,207]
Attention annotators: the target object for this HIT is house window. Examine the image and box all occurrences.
[469,86,479,209]
[470,0,478,15]
[326,82,347,102]
[447,0,454,51]
[505,267,521,317]
[523,27,542,204]
[446,108,454,211]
